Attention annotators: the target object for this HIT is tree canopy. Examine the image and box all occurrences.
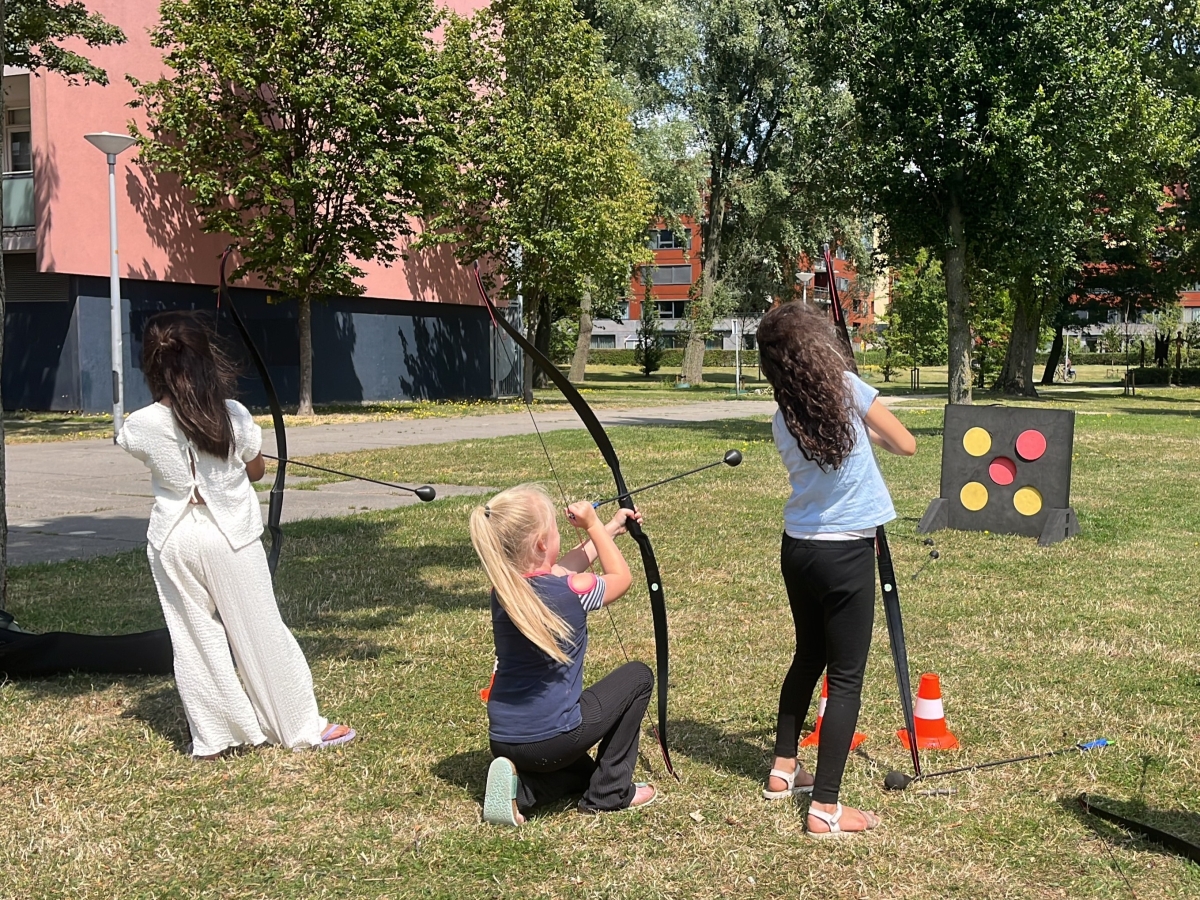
[132,0,449,413]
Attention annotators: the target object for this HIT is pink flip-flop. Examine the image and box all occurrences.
[318,723,356,750]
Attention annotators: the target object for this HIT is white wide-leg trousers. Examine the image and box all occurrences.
[148,506,327,757]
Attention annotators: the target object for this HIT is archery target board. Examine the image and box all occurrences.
[931,405,1075,539]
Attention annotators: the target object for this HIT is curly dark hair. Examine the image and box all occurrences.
[756,301,856,470]
[141,311,240,460]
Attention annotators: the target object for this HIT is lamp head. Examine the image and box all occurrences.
[84,132,138,157]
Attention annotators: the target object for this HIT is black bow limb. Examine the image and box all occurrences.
[219,248,288,579]
[824,242,922,777]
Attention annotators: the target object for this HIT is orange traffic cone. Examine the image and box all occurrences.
[800,675,867,749]
[897,673,960,750]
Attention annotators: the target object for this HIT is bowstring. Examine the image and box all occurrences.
[482,287,638,671]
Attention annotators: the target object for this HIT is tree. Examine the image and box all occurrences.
[634,283,664,377]
[0,0,125,609]
[884,249,947,367]
[132,0,447,415]
[430,0,653,402]
[830,0,1183,403]
[675,0,824,385]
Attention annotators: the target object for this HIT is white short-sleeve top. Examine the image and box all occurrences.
[117,400,265,551]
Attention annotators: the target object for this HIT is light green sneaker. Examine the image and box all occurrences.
[483,757,522,826]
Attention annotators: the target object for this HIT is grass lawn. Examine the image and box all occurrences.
[3,404,1200,898]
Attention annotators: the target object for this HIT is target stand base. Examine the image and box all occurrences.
[918,498,1079,546]
[916,498,948,535]
[1037,507,1080,546]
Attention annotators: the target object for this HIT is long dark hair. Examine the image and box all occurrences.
[141,311,239,460]
[756,301,857,469]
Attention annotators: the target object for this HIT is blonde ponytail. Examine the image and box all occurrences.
[469,484,573,664]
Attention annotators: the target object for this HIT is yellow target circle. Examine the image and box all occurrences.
[963,427,992,457]
[1013,486,1043,516]
[960,481,989,511]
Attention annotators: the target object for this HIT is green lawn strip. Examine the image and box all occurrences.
[3,412,1200,897]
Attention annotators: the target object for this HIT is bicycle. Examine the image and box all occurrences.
[1055,361,1077,383]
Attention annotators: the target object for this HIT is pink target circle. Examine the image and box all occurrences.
[988,456,1017,485]
[1015,430,1047,462]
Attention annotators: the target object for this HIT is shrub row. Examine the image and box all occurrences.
[586,347,893,368]
[586,348,759,367]
[1122,366,1200,386]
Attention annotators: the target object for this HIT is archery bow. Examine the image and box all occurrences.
[472,264,679,780]
[218,247,288,580]
[824,242,922,778]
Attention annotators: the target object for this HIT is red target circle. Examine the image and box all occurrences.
[1015,430,1047,462]
[988,456,1017,485]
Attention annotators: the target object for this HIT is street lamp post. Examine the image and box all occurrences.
[796,271,814,304]
[84,132,138,442]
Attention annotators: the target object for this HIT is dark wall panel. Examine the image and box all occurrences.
[63,276,492,412]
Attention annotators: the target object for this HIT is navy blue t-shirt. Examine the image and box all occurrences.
[487,572,607,743]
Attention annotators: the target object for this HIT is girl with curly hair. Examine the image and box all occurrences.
[756,300,916,837]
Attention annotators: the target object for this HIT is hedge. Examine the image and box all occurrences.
[586,347,892,368]
[1122,366,1200,386]
[586,349,756,367]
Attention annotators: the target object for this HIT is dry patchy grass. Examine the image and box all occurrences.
[2,409,1199,897]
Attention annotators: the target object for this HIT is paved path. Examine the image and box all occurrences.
[4,400,786,566]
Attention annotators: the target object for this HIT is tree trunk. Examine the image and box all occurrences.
[568,290,592,383]
[533,292,552,389]
[1041,321,1064,386]
[682,166,725,384]
[944,196,972,404]
[297,294,314,415]
[997,274,1045,396]
[0,3,9,609]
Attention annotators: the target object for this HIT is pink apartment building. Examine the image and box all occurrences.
[2,0,500,412]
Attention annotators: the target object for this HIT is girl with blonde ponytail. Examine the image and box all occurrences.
[471,484,660,825]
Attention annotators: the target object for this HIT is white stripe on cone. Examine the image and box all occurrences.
[914,695,945,720]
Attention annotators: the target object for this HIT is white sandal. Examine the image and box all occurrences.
[762,764,814,800]
[806,802,879,840]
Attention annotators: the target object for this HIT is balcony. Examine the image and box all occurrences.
[3,172,34,228]
[3,172,35,251]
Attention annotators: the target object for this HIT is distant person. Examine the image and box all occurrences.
[470,484,657,825]
[118,311,354,759]
[756,301,916,838]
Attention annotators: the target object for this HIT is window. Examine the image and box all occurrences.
[835,246,848,260]
[836,277,851,293]
[589,334,616,349]
[5,108,31,173]
[656,300,689,319]
[649,228,692,251]
[705,335,725,350]
[1184,307,1200,323]
[641,264,693,286]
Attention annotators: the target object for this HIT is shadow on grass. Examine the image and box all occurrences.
[1109,407,1200,418]
[672,717,778,781]
[122,681,191,752]
[430,748,580,820]
[1059,794,1200,864]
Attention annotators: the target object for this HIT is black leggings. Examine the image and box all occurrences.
[774,534,876,804]
[491,661,653,813]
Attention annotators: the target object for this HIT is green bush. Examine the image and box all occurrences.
[1123,366,1200,386]
[587,348,761,367]
[1033,351,1134,367]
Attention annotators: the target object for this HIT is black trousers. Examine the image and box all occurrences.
[774,535,876,804]
[490,661,653,813]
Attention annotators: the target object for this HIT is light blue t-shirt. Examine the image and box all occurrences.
[773,372,896,536]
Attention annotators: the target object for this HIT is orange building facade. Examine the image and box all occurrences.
[588,215,877,351]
